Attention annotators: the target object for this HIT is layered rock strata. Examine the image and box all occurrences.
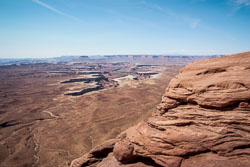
[71,52,250,167]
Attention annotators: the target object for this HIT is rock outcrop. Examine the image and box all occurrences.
[71,52,250,167]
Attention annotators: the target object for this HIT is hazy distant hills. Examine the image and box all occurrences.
[0,55,222,66]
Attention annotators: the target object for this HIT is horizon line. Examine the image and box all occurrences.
[0,54,227,60]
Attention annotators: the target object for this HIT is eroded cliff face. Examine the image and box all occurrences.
[70,52,250,167]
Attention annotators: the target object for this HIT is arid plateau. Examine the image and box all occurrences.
[0,55,212,167]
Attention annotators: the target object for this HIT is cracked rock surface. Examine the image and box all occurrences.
[71,52,250,167]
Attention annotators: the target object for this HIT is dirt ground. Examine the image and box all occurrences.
[0,62,183,167]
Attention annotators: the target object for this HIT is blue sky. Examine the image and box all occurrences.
[0,0,249,58]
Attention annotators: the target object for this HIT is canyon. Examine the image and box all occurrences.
[0,55,211,167]
[70,52,250,167]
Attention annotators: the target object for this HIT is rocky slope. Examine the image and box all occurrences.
[70,52,250,167]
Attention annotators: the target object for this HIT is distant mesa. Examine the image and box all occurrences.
[61,74,110,96]
[136,72,158,76]
[0,54,221,66]
[136,64,159,68]
[80,56,89,59]
[65,86,103,96]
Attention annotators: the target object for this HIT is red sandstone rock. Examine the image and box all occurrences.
[70,52,250,167]
[113,136,135,163]
[70,139,116,167]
